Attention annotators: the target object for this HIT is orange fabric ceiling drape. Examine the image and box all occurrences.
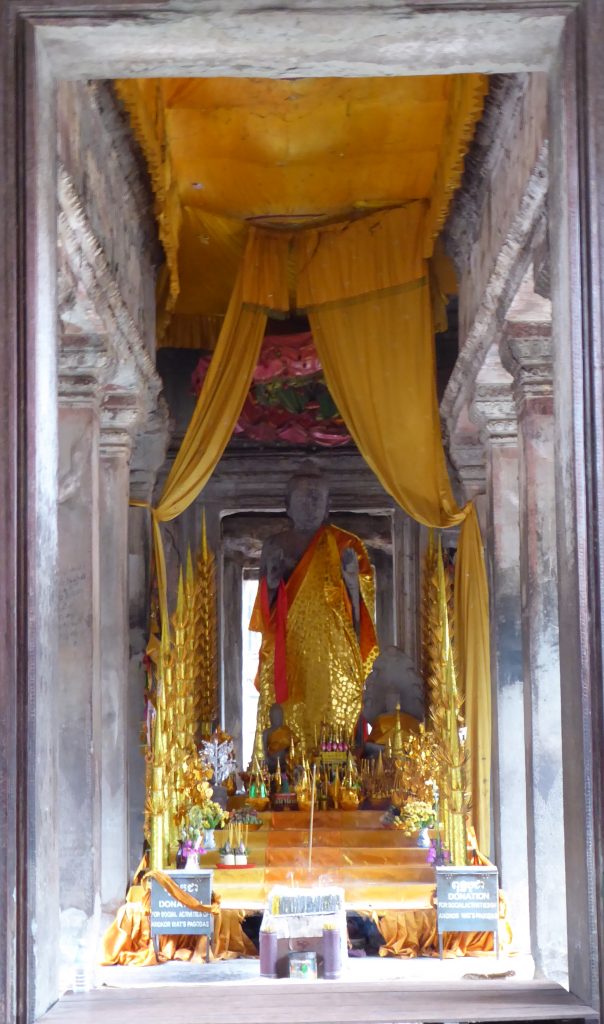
[114,74,488,344]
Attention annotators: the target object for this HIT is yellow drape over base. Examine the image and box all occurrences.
[370,904,513,959]
[100,881,257,967]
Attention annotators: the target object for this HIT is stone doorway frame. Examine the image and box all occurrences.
[1,2,603,1021]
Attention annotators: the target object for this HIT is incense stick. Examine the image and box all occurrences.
[308,763,317,872]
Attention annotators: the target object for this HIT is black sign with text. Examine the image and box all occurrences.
[436,866,499,934]
[150,870,213,936]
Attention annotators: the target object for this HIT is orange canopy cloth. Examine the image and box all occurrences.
[114,74,487,343]
[119,71,492,850]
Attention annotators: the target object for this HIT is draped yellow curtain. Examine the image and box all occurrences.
[285,210,491,853]
[454,505,491,851]
[148,251,267,627]
[139,207,491,852]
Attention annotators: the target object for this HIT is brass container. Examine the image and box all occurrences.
[295,787,312,812]
[247,796,270,813]
[340,788,360,811]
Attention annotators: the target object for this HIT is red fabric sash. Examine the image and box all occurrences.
[259,577,289,703]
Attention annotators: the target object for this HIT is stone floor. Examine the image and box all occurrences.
[96,952,534,989]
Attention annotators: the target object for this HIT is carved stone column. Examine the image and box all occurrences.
[57,352,105,986]
[98,396,139,914]
[393,509,420,662]
[471,373,531,953]
[500,322,567,983]
[126,406,170,875]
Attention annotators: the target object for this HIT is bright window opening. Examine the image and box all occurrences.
[241,573,261,769]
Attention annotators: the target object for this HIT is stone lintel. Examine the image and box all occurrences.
[99,392,142,459]
[448,434,487,500]
[471,380,518,447]
[58,331,117,405]
[129,399,171,504]
[499,321,553,409]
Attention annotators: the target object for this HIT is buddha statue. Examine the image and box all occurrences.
[250,461,378,749]
[262,702,292,772]
[361,645,425,757]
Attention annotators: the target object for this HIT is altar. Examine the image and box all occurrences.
[209,810,509,959]
[209,810,434,911]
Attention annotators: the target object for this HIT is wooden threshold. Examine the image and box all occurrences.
[36,978,598,1024]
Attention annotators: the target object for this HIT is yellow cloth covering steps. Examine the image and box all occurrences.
[210,810,435,910]
[101,810,512,964]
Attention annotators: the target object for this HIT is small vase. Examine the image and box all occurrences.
[203,829,216,851]
[185,851,201,871]
[417,826,431,849]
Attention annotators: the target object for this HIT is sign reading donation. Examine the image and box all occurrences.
[435,866,499,957]
[150,870,213,937]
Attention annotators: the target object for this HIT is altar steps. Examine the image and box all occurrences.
[212,809,436,910]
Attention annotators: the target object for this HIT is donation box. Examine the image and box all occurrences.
[150,869,213,959]
[435,865,499,958]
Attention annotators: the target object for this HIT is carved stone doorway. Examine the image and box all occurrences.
[1,4,603,1021]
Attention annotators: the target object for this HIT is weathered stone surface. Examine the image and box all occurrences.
[500,320,567,984]
[39,7,565,80]
[471,367,531,956]
[99,406,136,915]
[2,7,604,1023]
[441,70,549,447]
[54,80,168,997]
[57,395,102,993]
[57,81,159,354]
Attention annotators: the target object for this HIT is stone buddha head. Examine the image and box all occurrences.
[286,461,329,532]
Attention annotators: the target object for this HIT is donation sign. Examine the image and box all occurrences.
[150,869,213,936]
[435,865,499,935]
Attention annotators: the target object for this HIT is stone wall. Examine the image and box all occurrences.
[55,80,168,1000]
[57,80,160,355]
[445,73,548,349]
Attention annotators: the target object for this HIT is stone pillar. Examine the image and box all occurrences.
[393,509,420,662]
[57,377,102,988]
[471,377,531,953]
[127,406,170,877]
[98,397,137,915]
[501,323,567,982]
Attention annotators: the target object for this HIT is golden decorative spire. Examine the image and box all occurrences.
[392,703,404,759]
[195,509,217,739]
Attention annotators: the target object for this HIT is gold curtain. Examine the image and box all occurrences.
[148,250,267,626]
[139,207,491,852]
[283,210,492,852]
[454,505,491,850]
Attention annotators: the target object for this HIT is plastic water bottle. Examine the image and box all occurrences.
[73,940,88,993]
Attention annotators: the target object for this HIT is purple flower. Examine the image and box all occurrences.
[426,838,450,866]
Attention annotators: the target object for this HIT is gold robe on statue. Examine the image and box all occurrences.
[250,525,378,747]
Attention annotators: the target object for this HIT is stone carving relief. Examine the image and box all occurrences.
[58,432,90,505]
